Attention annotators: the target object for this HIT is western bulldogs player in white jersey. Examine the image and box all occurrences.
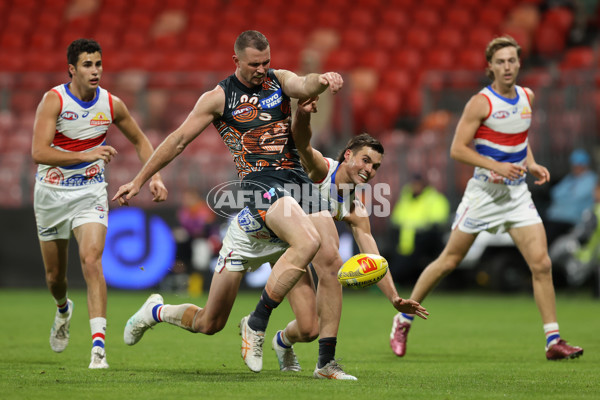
[32,39,167,369]
[389,36,583,361]
[265,98,428,378]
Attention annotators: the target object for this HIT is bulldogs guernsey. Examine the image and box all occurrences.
[316,157,355,221]
[36,84,113,188]
[213,70,303,180]
[473,85,532,185]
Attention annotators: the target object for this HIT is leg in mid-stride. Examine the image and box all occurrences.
[509,223,583,360]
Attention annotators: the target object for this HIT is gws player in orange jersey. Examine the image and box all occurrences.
[112,31,348,372]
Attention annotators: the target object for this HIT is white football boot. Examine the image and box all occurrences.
[89,346,109,369]
[239,315,265,372]
[50,299,73,353]
[313,360,357,381]
[123,294,163,345]
[272,331,301,372]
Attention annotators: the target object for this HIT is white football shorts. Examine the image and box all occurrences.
[452,178,542,235]
[215,207,288,273]
[34,182,108,241]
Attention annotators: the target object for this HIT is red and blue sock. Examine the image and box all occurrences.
[90,317,106,349]
[544,322,560,348]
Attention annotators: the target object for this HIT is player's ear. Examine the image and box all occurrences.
[344,149,352,162]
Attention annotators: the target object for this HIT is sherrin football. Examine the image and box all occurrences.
[337,253,388,289]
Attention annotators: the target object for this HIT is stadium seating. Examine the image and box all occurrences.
[0,0,598,209]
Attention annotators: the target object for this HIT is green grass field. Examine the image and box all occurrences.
[1,288,598,400]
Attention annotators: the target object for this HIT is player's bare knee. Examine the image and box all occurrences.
[439,255,460,274]
[530,256,552,277]
[291,234,321,265]
[299,326,319,342]
[199,318,226,335]
[45,271,64,287]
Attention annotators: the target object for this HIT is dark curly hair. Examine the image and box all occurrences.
[67,38,102,78]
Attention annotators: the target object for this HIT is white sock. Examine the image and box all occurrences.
[90,317,106,349]
[544,322,560,348]
[158,304,194,329]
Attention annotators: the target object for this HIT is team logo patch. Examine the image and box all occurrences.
[236,207,262,233]
[90,112,110,126]
[242,123,289,155]
[61,111,78,120]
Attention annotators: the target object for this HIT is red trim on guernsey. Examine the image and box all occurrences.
[313,158,331,184]
[108,92,114,120]
[53,132,106,151]
[523,88,532,106]
[480,93,492,120]
[51,89,63,111]
[92,332,105,340]
[474,126,528,146]
[453,206,469,231]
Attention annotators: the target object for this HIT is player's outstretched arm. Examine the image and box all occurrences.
[112,87,225,205]
[344,201,429,319]
[32,90,117,166]
[274,70,343,99]
[292,98,329,182]
[111,95,167,202]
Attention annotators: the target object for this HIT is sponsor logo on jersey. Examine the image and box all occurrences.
[82,111,89,118]
[259,88,283,109]
[90,112,110,126]
[520,106,532,119]
[61,111,78,120]
[492,110,510,119]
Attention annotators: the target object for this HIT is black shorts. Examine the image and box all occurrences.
[241,169,329,221]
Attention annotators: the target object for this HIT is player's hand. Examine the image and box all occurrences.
[112,181,140,206]
[149,177,168,202]
[494,162,527,181]
[319,72,343,94]
[528,162,550,185]
[393,298,429,320]
[87,145,117,163]
[297,97,319,113]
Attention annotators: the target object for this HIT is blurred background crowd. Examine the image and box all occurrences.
[1,0,599,295]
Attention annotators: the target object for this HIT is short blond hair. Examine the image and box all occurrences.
[485,36,521,80]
